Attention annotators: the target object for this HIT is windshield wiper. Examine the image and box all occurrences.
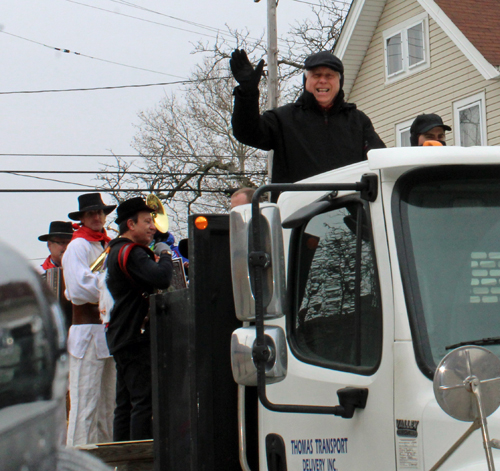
[445,336,500,350]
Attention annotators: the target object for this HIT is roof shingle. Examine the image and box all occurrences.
[436,0,500,66]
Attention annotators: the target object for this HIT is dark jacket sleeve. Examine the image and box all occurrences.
[359,110,386,155]
[231,87,279,151]
[125,248,173,291]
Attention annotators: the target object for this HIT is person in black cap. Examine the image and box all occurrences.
[410,113,452,146]
[230,49,385,186]
[37,221,74,275]
[62,192,117,447]
[105,197,173,441]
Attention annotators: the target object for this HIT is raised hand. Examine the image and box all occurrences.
[230,49,265,92]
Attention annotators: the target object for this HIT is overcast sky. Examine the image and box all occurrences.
[0,0,327,266]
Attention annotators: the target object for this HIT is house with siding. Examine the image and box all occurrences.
[334,0,500,147]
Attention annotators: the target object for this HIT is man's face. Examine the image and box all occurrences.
[305,66,340,108]
[128,211,156,246]
[231,193,251,209]
[80,209,106,232]
[47,237,71,265]
[418,126,446,145]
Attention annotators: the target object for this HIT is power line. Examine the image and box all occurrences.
[0,80,189,95]
[1,31,185,79]
[2,169,264,188]
[0,154,141,157]
[0,75,232,94]
[3,172,103,188]
[0,188,237,193]
[65,0,228,41]
[0,170,266,176]
[67,0,273,45]
[105,0,233,36]
[0,153,263,159]
[292,0,351,6]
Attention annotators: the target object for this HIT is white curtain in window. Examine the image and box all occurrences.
[386,33,403,75]
[408,22,424,67]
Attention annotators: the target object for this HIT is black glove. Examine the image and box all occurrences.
[230,49,265,93]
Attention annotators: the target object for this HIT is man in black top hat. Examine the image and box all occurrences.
[37,221,74,275]
[230,50,385,186]
[106,197,173,441]
[62,193,117,446]
[410,113,452,146]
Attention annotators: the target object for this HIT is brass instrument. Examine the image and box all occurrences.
[146,194,169,233]
[90,246,111,273]
[90,194,169,272]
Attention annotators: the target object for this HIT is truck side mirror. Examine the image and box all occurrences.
[432,346,500,470]
[230,203,287,321]
[230,326,287,386]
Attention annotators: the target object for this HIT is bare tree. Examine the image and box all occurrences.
[97,35,268,232]
[97,3,349,235]
[278,0,351,101]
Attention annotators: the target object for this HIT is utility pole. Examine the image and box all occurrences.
[262,0,279,180]
[266,0,278,111]
[254,0,278,180]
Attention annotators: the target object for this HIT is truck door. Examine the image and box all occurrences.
[259,194,395,471]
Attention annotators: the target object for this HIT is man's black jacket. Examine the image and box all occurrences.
[105,237,173,355]
[232,88,386,184]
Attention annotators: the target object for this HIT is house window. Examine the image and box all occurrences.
[383,13,429,82]
[408,22,424,66]
[453,92,487,146]
[386,33,403,76]
[396,119,414,147]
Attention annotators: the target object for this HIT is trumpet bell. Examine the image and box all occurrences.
[90,247,110,272]
[147,194,169,233]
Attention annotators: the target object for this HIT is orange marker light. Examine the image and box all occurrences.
[195,216,209,230]
[423,140,443,146]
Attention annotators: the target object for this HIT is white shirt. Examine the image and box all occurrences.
[62,237,111,359]
[62,238,103,305]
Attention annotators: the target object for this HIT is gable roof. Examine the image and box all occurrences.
[435,0,500,66]
[335,0,500,98]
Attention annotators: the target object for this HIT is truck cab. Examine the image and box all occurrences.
[230,146,500,470]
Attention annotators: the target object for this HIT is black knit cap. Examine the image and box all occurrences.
[115,197,155,225]
[304,51,344,74]
[38,221,74,241]
[68,193,117,221]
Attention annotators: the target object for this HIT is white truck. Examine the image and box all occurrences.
[229,145,500,471]
[152,145,500,471]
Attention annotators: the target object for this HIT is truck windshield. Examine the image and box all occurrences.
[395,166,500,375]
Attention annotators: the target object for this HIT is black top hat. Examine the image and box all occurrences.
[304,51,344,74]
[68,193,117,221]
[115,197,155,225]
[38,221,74,241]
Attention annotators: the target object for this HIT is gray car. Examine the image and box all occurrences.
[0,243,111,471]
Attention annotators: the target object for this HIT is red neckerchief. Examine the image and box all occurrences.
[72,225,111,245]
[41,256,58,270]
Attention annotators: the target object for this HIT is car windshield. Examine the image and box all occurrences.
[396,166,500,373]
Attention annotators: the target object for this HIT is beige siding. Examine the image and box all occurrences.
[347,0,500,147]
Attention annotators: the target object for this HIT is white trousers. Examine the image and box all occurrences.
[66,341,116,447]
